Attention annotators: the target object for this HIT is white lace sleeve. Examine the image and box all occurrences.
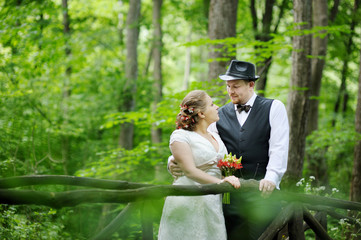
[169,129,189,145]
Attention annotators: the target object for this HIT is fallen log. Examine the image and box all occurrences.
[0,179,258,208]
[0,175,151,189]
[0,175,360,212]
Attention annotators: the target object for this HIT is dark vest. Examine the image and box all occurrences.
[216,96,273,180]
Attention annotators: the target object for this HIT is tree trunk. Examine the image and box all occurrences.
[284,0,312,185]
[251,0,274,96]
[305,0,329,188]
[119,0,141,150]
[143,44,153,77]
[151,0,163,181]
[350,39,361,239]
[207,0,238,88]
[151,0,162,145]
[306,0,328,136]
[61,0,71,175]
[117,0,125,46]
[255,58,272,96]
[329,0,340,22]
[332,60,348,127]
[350,39,361,204]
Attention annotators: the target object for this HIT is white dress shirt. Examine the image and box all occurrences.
[208,92,289,189]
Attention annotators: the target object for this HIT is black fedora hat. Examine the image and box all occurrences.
[219,60,259,81]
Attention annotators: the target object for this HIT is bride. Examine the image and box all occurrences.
[158,90,240,240]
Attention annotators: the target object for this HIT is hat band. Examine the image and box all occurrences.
[227,72,257,80]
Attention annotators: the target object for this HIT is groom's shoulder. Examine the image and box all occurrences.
[256,96,274,108]
[257,95,273,102]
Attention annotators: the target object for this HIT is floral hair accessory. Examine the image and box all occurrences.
[180,104,194,113]
[180,104,186,110]
[181,116,190,121]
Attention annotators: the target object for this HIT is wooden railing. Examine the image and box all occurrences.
[0,175,360,239]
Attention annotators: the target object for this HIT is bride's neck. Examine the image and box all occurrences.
[194,122,209,135]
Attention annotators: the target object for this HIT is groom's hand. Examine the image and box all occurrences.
[259,179,276,198]
[169,157,183,177]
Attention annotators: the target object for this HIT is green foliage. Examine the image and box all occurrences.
[296,177,361,240]
[75,140,171,183]
[305,121,357,194]
[0,205,70,239]
[329,216,361,240]
[0,0,360,238]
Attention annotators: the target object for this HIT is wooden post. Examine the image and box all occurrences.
[141,201,153,240]
[288,203,305,240]
[317,212,328,240]
[92,203,137,240]
[303,207,332,240]
[259,204,294,240]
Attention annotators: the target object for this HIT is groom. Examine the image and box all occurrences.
[170,60,289,239]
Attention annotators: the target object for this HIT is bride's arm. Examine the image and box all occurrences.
[171,141,240,189]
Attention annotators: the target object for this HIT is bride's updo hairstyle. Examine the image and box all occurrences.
[176,90,208,131]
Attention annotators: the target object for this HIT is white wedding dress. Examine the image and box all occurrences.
[158,129,228,240]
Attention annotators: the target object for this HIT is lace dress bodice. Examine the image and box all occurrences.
[158,129,228,240]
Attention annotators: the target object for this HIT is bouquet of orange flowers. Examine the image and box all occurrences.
[217,153,243,204]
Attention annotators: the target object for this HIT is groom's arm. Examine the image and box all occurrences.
[168,155,183,177]
[260,100,289,196]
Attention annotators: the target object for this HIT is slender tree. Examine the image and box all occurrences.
[118,0,125,46]
[332,0,360,127]
[305,0,329,187]
[151,0,163,182]
[118,0,141,149]
[61,0,71,175]
[329,0,340,22]
[250,0,290,96]
[151,0,163,145]
[283,0,312,185]
[306,0,328,136]
[350,37,361,238]
[350,39,361,204]
[207,0,238,88]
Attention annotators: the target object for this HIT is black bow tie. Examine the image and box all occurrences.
[237,104,252,113]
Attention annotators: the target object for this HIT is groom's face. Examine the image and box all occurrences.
[226,79,254,105]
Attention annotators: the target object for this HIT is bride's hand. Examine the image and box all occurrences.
[223,176,240,189]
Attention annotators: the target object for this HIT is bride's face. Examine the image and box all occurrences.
[202,95,219,124]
